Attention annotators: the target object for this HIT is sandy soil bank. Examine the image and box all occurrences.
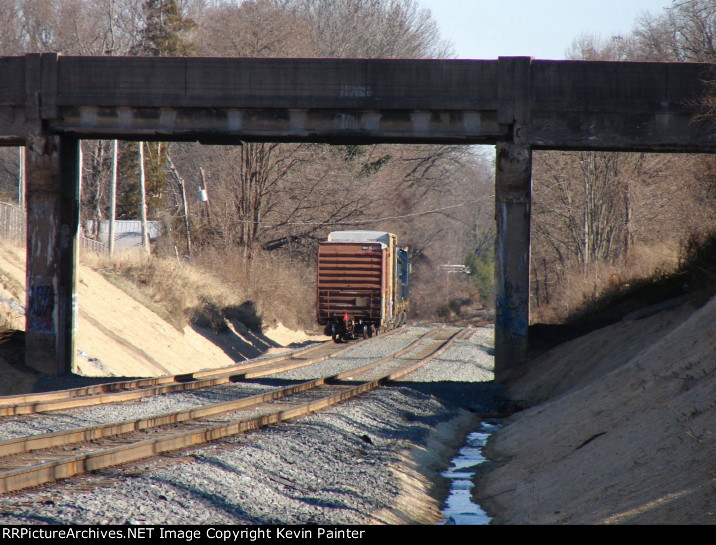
[0,242,325,393]
[474,295,715,524]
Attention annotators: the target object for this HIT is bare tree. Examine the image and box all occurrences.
[0,0,145,56]
[633,0,716,62]
[184,0,468,264]
[196,0,315,57]
[287,0,452,59]
[531,4,716,317]
[0,0,148,241]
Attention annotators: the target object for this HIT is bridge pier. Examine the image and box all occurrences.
[494,142,532,381]
[24,134,80,375]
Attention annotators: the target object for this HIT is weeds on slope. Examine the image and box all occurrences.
[83,247,316,335]
[551,230,716,330]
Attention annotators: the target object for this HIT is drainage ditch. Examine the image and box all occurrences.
[440,421,501,525]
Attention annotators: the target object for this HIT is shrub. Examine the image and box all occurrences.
[465,251,494,306]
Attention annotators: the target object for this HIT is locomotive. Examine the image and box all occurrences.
[316,231,409,342]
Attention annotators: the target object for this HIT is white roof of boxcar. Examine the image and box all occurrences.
[327,231,393,245]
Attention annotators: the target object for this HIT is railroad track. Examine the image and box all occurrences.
[0,329,407,417]
[0,325,468,494]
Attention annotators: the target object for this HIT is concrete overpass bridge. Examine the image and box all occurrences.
[0,54,714,380]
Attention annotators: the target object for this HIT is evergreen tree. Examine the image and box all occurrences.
[116,141,168,220]
[119,1,195,221]
[465,248,495,306]
[134,0,196,57]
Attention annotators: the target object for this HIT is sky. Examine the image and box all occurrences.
[416,0,675,60]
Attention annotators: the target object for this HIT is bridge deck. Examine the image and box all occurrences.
[1,54,713,378]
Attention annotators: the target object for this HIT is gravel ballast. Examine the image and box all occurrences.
[0,325,501,525]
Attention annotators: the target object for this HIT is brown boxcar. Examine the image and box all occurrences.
[317,231,409,341]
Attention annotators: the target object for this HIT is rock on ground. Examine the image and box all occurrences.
[0,327,502,525]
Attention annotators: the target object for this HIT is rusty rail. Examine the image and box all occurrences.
[0,327,442,458]
[0,323,409,415]
[0,340,330,410]
[0,325,464,494]
[0,337,375,416]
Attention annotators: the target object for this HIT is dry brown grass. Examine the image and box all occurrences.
[0,236,316,337]
[194,248,316,331]
[532,242,681,324]
[83,246,316,334]
[84,251,240,328]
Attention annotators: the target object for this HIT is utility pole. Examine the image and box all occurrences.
[17,146,24,207]
[138,142,150,255]
[441,264,471,303]
[108,140,118,258]
[167,153,191,258]
[199,167,212,228]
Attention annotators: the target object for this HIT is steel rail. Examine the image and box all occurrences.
[0,326,409,415]
[0,328,405,417]
[0,325,463,494]
[0,339,331,408]
[0,326,443,457]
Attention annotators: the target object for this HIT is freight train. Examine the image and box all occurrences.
[316,231,409,342]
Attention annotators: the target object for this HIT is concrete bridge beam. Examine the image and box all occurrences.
[2,54,711,379]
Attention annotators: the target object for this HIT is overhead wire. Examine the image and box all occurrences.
[229,195,494,227]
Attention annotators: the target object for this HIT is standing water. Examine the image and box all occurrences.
[440,421,501,525]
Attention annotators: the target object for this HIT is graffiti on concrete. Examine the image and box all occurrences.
[28,284,54,334]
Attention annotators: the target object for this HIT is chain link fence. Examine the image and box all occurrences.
[0,201,108,254]
[0,201,25,246]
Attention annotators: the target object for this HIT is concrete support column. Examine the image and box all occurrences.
[25,134,81,375]
[494,142,532,381]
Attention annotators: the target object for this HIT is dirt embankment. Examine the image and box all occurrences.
[0,243,323,394]
[474,295,715,524]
